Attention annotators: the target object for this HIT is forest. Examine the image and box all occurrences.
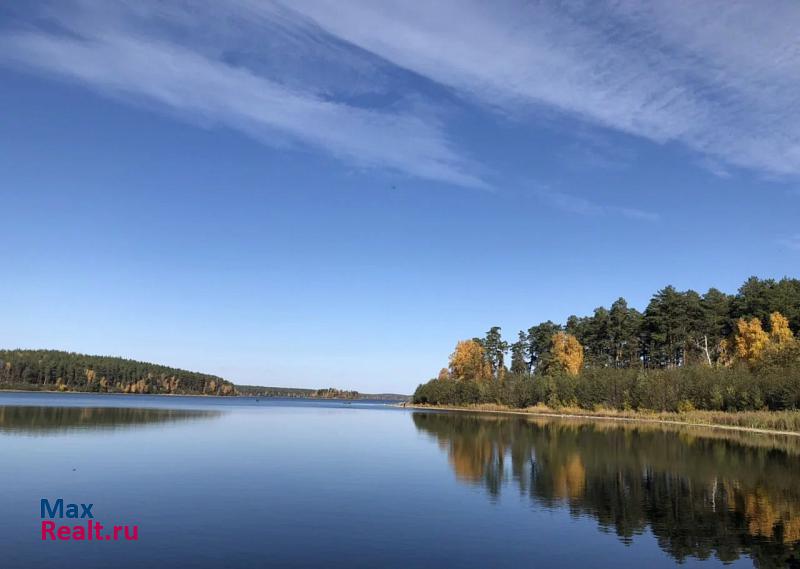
[413,276,800,413]
[236,385,361,399]
[0,351,403,400]
[0,350,236,395]
[235,385,408,400]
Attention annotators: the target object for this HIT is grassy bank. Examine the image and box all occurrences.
[407,402,800,435]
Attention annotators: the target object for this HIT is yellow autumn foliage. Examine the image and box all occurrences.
[769,311,795,348]
[731,312,795,363]
[449,340,493,383]
[552,454,587,500]
[717,337,735,367]
[551,332,584,376]
[734,318,770,362]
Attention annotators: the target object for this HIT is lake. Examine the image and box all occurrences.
[2,392,799,568]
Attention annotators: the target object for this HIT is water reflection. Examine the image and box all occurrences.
[0,405,220,435]
[413,412,800,568]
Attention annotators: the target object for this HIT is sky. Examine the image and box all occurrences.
[1,1,799,393]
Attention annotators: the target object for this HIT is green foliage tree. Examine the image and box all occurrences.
[608,298,643,368]
[643,286,702,368]
[414,276,800,413]
[732,277,800,333]
[527,321,561,373]
[510,331,529,375]
[699,288,733,365]
[481,326,509,379]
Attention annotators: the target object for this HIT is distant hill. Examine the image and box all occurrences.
[236,385,409,401]
[0,350,235,396]
[0,350,409,400]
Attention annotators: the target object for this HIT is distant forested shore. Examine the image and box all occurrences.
[0,350,406,400]
[235,385,359,399]
[414,276,800,418]
[235,385,408,400]
[0,350,237,395]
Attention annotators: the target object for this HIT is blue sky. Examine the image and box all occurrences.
[1,1,798,393]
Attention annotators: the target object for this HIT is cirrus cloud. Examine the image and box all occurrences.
[285,0,800,178]
[0,1,487,189]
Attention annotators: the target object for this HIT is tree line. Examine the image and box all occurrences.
[0,350,236,395]
[414,276,800,412]
[236,385,361,399]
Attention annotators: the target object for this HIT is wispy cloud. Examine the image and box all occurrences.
[534,190,659,222]
[2,0,799,187]
[0,2,486,188]
[286,0,800,178]
[778,234,800,251]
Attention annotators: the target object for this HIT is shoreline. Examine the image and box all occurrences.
[0,389,230,398]
[403,403,800,437]
[0,389,404,402]
[3,389,797,436]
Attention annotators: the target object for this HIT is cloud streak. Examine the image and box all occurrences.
[534,190,659,222]
[286,0,800,178]
[778,234,800,251]
[0,3,486,188]
[2,0,799,190]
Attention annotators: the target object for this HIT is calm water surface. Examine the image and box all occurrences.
[2,392,799,568]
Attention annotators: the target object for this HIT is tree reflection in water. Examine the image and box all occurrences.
[0,405,220,435]
[413,412,800,568]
